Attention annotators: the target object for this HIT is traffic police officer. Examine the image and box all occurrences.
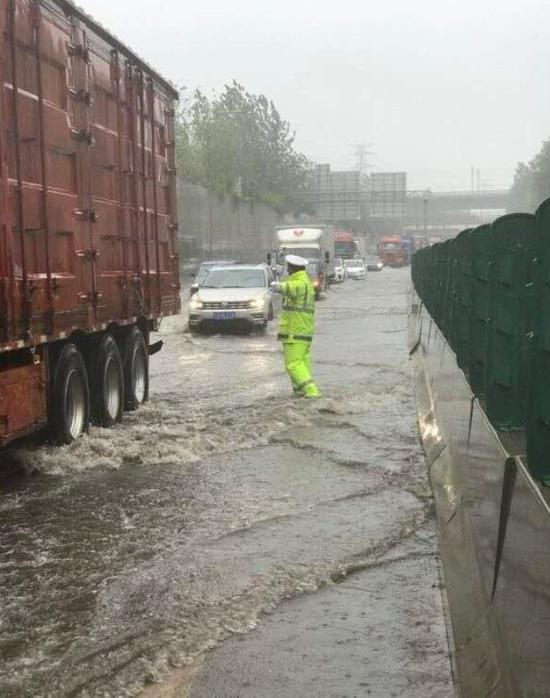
[272,255,320,398]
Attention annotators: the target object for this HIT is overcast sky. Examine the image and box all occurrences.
[85,0,550,191]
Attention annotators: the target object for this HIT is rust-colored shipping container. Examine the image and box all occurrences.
[0,0,180,445]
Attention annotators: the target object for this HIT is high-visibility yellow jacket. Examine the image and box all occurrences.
[277,270,316,341]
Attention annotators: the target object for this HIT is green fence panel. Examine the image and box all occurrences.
[440,239,455,339]
[527,198,550,481]
[444,239,458,351]
[454,229,474,372]
[469,224,493,399]
[486,213,537,431]
[432,243,443,326]
[410,206,550,482]
[447,230,471,353]
[434,242,445,330]
[431,246,440,320]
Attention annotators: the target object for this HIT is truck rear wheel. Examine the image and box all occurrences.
[124,327,149,411]
[52,343,90,444]
[92,335,124,428]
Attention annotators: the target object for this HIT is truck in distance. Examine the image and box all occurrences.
[272,226,335,298]
[399,236,415,265]
[377,235,406,267]
[334,231,359,260]
[0,0,180,447]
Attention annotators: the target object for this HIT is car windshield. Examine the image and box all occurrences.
[345,259,364,268]
[202,268,266,289]
[278,247,320,263]
[366,256,380,263]
[335,258,344,268]
[195,262,235,283]
[196,266,215,283]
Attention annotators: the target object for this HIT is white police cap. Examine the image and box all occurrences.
[286,254,309,267]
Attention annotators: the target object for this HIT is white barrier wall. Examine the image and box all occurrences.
[410,292,550,698]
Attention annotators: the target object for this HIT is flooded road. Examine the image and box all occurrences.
[0,269,454,697]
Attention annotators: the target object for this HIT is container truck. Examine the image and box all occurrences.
[334,231,358,260]
[271,226,335,297]
[377,235,406,267]
[0,0,180,446]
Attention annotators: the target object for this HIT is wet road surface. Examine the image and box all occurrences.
[0,268,454,697]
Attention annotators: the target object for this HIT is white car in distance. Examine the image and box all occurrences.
[189,265,278,333]
[343,258,366,280]
[332,257,346,283]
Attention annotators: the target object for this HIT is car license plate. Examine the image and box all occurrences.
[213,311,236,320]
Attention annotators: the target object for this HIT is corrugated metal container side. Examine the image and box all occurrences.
[0,0,180,352]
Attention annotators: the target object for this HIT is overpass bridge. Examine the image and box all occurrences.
[402,189,511,235]
[303,177,512,238]
[407,189,510,213]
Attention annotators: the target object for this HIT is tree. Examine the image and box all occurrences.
[175,82,313,214]
[509,139,550,212]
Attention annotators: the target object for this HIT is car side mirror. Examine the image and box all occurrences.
[190,283,199,294]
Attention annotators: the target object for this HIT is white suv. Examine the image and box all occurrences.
[189,265,279,332]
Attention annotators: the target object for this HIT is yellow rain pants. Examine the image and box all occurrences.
[283,341,320,398]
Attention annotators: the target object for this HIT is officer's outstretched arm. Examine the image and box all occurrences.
[270,281,286,294]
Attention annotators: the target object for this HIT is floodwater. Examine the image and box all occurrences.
[0,268,454,697]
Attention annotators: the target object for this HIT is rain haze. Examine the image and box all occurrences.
[5,1,550,696]
[83,0,550,190]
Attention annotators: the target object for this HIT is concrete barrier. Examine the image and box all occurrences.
[410,292,550,697]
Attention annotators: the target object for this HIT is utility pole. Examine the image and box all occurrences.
[353,143,375,178]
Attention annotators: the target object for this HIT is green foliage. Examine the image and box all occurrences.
[509,139,550,212]
[176,81,313,214]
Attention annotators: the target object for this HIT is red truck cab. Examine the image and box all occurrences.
[377,236,406,267]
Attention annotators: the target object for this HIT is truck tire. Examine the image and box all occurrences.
[124,327,149,411]
[92,334,124,427]
[52,343,90,444]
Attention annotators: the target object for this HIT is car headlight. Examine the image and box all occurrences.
[189,296,203,310]
[250,296,266,309]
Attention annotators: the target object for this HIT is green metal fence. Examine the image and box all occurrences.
[412,199,550,482]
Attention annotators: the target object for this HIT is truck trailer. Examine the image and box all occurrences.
[0,0,180,446]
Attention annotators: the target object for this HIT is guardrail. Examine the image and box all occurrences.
[411,198,550,483]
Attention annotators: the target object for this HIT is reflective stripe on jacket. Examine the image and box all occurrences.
[277,269,315,341]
